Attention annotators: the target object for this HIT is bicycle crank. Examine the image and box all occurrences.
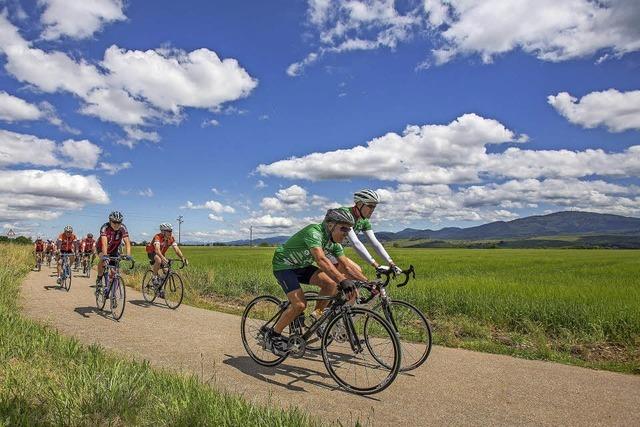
[287,335,307,358]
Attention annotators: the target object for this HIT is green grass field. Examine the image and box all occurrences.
[0,243,315,426]
[127,246,640,374]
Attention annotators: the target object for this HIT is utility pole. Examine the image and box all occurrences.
[176,215,184,244]
[250,225,253,247]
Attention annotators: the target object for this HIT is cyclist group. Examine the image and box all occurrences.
[35,211,188,295]
[36,189,403,358]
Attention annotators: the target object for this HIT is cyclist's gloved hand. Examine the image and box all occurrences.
[183,258,189,266]
[339,279,357,293]
[376,265,391,275]
[390,264,402,274]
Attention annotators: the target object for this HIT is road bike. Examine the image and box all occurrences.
[81,252,94,278]
[358,266,432,371]
[58,253,73,291]
[95,256,134,320]
[141,258,186,309]
[304,266,431,371]
[241,286,401,395]
[45,251,53,267]
[35,252,43,271]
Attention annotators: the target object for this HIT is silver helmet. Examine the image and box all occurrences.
[159,223,173,232]
[324,208,355,226]
[354,189,380,205]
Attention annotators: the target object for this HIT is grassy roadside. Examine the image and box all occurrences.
[125,246,639,375]
[0,243,316,426]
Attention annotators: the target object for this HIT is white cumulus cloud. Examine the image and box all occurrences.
[39,0,126,40]
[548,89,640,132]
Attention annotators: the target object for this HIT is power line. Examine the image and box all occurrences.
[176,215,184,244]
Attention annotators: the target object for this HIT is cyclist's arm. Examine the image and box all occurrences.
[56,239,62,252]
[310,247,346,284]
[347,229,378,267]
[122,236,131,257]
[172,243,186,260]
[154,242,168,261]
[99,235,108,257]
[363,229,393,265]
[336,255,368,281]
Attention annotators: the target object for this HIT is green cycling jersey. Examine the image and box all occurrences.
[272,223,344,271]
[340,207,372,233]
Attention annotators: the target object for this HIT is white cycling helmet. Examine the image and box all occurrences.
[64,225,73,232]
[354,189,380,205]
[159,223,173,231]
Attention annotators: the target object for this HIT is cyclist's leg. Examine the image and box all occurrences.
[151,254,162,276]
[56,253,62,277]
[308,269,338,312]
[272,269,308,334]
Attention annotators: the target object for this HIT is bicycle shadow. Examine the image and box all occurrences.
[73,306,115,321]
[43,285,64,291]
[222,354,379,400]
[128,299,170,310]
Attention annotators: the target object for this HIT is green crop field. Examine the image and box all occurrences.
[127,246,640,374]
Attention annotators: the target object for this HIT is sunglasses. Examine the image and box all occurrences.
[339,226,352,233]
[111,221,122,225]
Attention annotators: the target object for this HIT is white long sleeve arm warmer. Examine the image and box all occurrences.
[364,229,393,264]
[347,229,375,264]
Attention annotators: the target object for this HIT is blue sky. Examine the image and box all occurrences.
[0,0,639,242]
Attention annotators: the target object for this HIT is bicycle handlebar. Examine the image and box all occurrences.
[375,265,416,288]
[165,258,186,269]
[101,255,135,270]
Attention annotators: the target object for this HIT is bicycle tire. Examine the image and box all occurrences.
[95,279,106,310]
[111,276,126,320]
[164,272,184,309]
[322,307,401,395]
[63,264,72,292]
[141,269,157,303]
[241,295,288,366]
[366,299,432,371]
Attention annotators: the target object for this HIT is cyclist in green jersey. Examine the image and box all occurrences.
[267,208,368,354]
[339,189,401,276]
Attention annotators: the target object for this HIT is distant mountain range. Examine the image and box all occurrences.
[375,211,640,241]
[215,211,640,248]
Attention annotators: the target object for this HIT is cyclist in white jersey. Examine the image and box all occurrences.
[341,189,401,275]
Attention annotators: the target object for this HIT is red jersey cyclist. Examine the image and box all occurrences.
[80,233,96,270]
[95,211,132,288]
[33,237,45,268]
[56,226,78,283]
[145,223,188,295]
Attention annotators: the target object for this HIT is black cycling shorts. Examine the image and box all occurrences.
[273,265,319,294]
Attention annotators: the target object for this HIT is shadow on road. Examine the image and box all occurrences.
[74,306,115,321]
[128,299,170,310]
[43,285,63,291]
[222,353,380,399]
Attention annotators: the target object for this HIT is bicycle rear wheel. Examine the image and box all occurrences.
[141,269,157,303]
[241,295,288,366]
[322,308,400,395]
[111,276,126,320]
[164,272,184,309]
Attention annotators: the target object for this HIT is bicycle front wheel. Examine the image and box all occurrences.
[322,308,401,395]
[96,281,106,310]
[241,295,288,366]
[63,265,72,292]
[164,272,184,309]
[111,276,126,320]
[369,300,432,371]
[141,269,157,303]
